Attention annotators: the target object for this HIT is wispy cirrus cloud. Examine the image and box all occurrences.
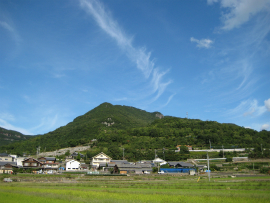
[0,118,32,135]
[79,0,172,103]
[0,20,21,45]
[208,0,270,30]
[190,37,214,49]
[227,99,269,118]
[201,0,270,107]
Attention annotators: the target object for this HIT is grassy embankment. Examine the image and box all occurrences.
[1,174,270,202]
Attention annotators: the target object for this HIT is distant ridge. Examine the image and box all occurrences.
[1,102,269,159]
[0,127,31,147]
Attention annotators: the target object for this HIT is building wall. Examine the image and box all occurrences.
[66,161,80,171]
[0,157,13,162]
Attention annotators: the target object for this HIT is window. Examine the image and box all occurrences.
[32,163,37,166]
[24,163,29,166]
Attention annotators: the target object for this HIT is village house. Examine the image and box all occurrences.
[38,157,59,172]
[15,157,26,167]
[167,161,194,168]
[66,160,81,171]
[107,161,152,174]
[0,153,14,162]
[0,162,17,174]
[22,158,43,169]
[91,152,112,168]
[71,152,84,159]
[81,163,89,170]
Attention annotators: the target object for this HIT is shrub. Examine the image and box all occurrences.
[210,164,220,171]
[260,167,270,174]
[152,167,158,173]
[226,158,232,162]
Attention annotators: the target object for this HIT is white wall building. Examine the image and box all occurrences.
[66,160,81,171]
[16,157,26,166]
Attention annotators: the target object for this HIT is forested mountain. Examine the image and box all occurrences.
[0,102,163,155]
[0,127,32,147]
[0,102,269,159]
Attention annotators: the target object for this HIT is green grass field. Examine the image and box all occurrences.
[1,174,270,202]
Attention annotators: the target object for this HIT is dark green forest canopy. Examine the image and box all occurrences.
[1,102,269,159]
[0,127,31,147]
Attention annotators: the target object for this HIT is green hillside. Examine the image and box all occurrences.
[0,127,32,147]
[0,102,269,160]
[0,102,162,155]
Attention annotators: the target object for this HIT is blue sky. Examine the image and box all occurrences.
[0,0,269,135]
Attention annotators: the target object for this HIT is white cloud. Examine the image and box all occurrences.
[160,93,176,108]
[0,118,32,135]
[0,20,21,44]
[0,21,14,32]
[264,98,270,111]
[208,0,270,30]
[150,69,173,102]
[261,123,270,130]
[228,99,267,117]
[190,37,214,48]
[80,0,171,102]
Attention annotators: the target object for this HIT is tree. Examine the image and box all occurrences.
[180,145,189,154]
[65,150,70,156]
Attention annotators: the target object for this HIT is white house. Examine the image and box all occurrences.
[66,160,81,171]
[16,157,26,166]
[91,152,112,168]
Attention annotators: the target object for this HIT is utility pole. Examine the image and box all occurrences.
[207,152,210,182]
[222,145,224,158]
[36,146,40,158]
[261,144,263,155]
[163,147,165,160]
[155,149,157,158]
[209,139,211,149]
[123,148,125,160]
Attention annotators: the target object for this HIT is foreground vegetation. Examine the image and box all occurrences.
[1,174,270,202]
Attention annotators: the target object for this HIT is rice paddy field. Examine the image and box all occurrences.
[1,174,270,203]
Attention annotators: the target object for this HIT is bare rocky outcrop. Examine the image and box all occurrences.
[102,118,115,127]
[38,145,91,157]
[155,113,164,119]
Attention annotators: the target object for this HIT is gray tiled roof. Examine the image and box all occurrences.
[167,162,194,167]
[0,153,9,157]
[45,157,56,161]
[0,162,17,166]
